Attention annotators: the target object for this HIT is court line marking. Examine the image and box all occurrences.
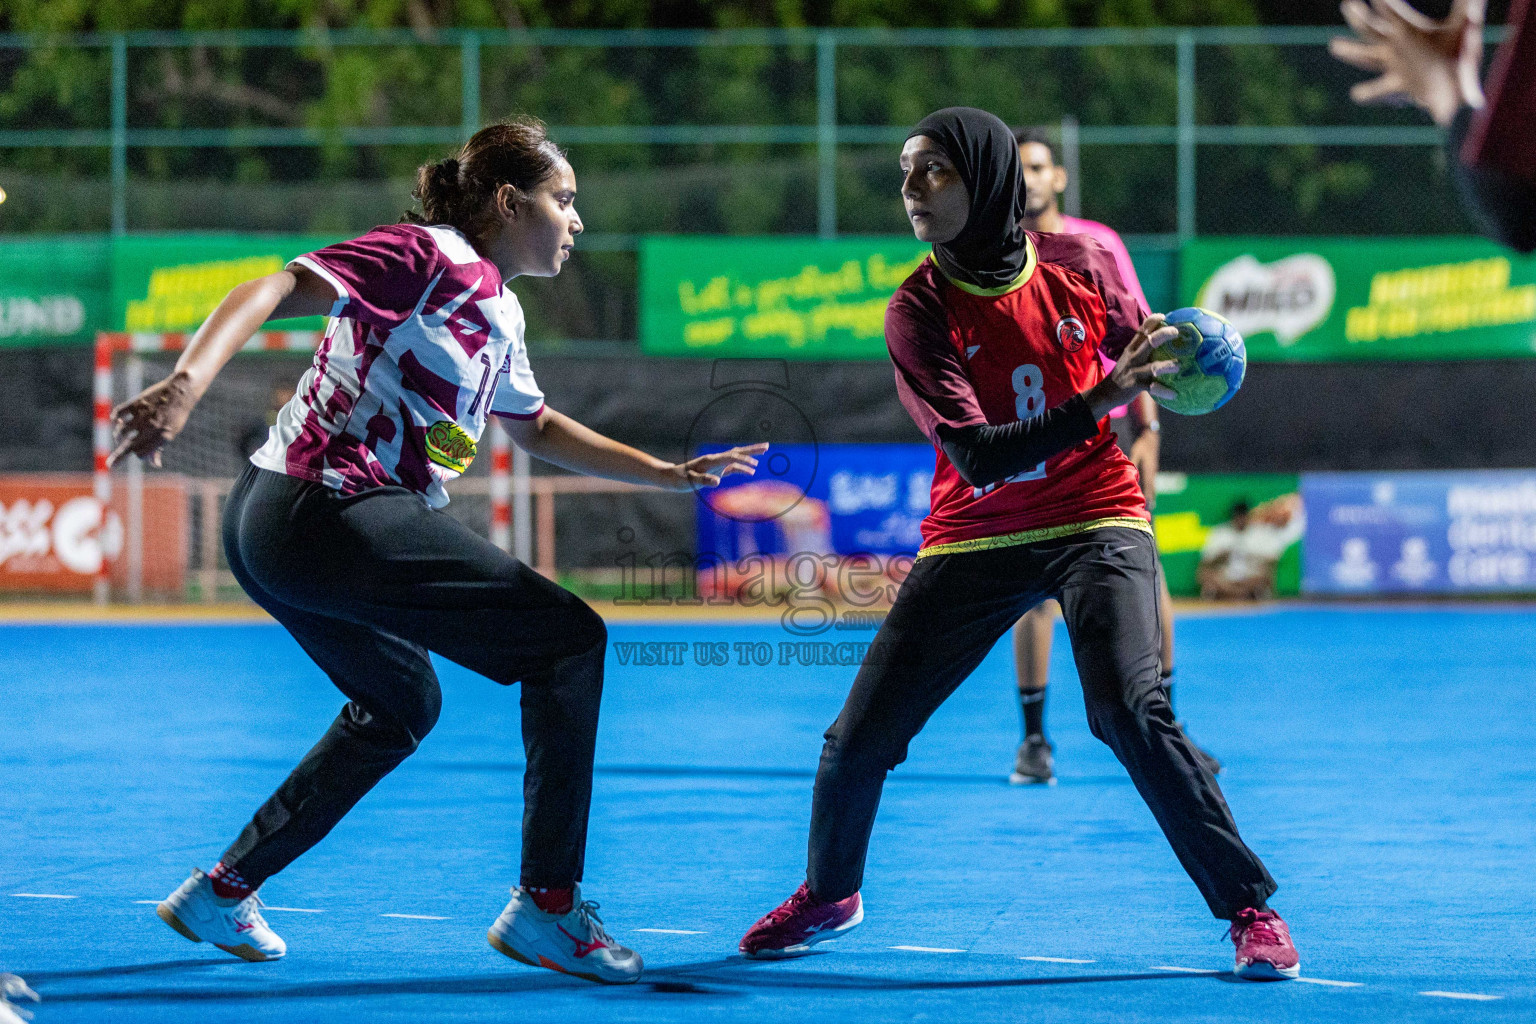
[1020,956,1096,964]
[1150,965,1220,974]
[1421,991,1501,1001]
[9,893,76,899]
[380,913,448,921]
[262,907,323,914]
[891,945,966,953]
[1295,977,1364,988]
[132,900,161,905]
[634,928,706,935]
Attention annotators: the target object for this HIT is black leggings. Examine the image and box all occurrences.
[218,465,606,889]
[806,526,1276,919]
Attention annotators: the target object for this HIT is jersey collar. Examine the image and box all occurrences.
[928,235,1037,296]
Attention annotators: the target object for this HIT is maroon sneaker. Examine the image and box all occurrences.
[739,882,863,958]
[1229,907,1300,980]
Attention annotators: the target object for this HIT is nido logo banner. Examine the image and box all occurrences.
[0,476,187,593]
[1184,237,1536,361]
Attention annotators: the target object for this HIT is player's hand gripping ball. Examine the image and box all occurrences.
[1150,307,1246,415]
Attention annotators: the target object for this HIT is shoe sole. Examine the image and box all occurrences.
[156,903,282,963]
[1236,960,1300,980]
[1008,772,1056,786]
[740,902,865,959]
[487,930,640,985]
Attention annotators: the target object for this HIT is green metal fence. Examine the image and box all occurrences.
[0,25,1509,344]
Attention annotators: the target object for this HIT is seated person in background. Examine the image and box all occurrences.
[1198,494,1306,601]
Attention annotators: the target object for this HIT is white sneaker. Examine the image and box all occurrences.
[156,869,286,962]
[488,885,642,984]
[0,974,39,1024]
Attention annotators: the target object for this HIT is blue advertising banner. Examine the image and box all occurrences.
[696,443,934,559]
[1301,470,1536,594]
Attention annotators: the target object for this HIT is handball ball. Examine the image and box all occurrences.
[1150,307,1246,416]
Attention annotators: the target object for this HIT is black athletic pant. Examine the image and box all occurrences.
[807,526,1276,920]
[218,465,606,889]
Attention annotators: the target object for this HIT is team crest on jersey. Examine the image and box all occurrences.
[425,420,478,473]
[1054,315,1087,352]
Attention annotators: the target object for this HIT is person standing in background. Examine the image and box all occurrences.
[1006,127,1219,784]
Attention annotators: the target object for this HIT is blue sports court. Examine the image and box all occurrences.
[4,606,1532,1023]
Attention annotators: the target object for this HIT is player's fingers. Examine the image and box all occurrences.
[1147,359,1180,378]
[1136,312,1167,337]
[718,461,757,478]
[1374,0,1436,31]
[1341,0,1390,41]
[1149,383,1178,401]
[1328,36,1387,71]
[150,449,163,469]
[691,471,723,488]
[106,433,137,469]
[1350,73,1407,105]
[732,442,770,456]
[1450,0,1486,27]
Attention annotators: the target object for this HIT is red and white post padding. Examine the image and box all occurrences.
[489,419,512,552]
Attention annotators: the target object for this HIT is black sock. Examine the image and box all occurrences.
[1019,688,1045,739]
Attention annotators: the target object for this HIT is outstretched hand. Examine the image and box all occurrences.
[661,442,770,491]
[1085,315,1180,420]
[1329,0,1485,127]
[108,371,200,468]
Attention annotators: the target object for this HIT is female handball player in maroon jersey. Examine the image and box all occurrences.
[110,116,764,984]
[739,107,1299,980]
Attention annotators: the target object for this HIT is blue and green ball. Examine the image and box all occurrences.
[1150,307,1247,416]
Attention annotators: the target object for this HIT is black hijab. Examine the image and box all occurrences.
[906,107,1028,291]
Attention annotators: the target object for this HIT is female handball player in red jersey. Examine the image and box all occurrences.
[110,116,765,985]
[738,107,1299,980]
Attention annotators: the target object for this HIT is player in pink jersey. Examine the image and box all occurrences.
[1006,126,1219,784]
[110,116,765,984]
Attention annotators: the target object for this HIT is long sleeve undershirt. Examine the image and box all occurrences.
[936,393,1100,489]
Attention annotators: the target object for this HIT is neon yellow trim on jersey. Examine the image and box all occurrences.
[915,515,1152,559]
[928,237,1037,296]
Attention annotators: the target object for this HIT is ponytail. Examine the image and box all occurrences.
[403,115,565,245]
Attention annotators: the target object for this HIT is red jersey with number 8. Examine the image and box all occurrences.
[884,232,1150,553]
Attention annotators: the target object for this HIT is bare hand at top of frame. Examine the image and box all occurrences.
[658,442,771,491]
[1085,314,1180,420]
[1329,0,1486,127]
[108,370,200,469]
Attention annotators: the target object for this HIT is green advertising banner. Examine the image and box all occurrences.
[1152,472,1302,597]
[0,237,111,347]
[641,236,930,358]
[1182,237,1536,361]
[112,234,342,333]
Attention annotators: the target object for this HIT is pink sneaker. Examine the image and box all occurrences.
[1229,907,1300,979]
[740,882,863,958]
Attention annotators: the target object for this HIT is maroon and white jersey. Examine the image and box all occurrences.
[251,224,544,509]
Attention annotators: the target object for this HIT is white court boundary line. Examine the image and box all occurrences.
[381,914,448,921]
[10,893,76,899]
[20,897,1510,1002]
[635,928,706,935]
